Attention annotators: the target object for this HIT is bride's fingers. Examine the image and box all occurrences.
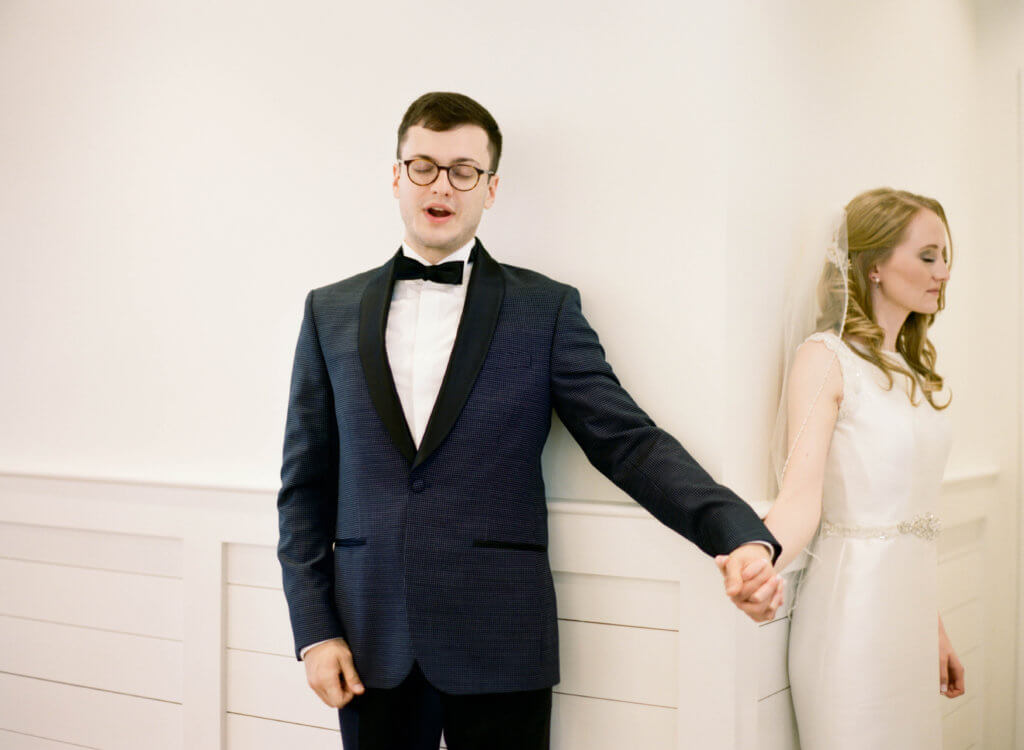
[939,653,949,695]
[738,580,782,622]
[748,576,779,605]
[948,656,965,697]
[756,579,786,621]
[737,561,773,600]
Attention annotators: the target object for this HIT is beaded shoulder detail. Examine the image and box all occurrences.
[802,331,861,421]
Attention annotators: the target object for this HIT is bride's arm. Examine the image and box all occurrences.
[763,340,843,572]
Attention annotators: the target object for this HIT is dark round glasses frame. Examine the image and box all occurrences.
[399,158,495,191]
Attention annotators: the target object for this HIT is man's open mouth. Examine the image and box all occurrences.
[426,206,453,218]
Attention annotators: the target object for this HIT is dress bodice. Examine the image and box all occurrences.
[806,331,951,528]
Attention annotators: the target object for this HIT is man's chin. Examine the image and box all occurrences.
[412,231,472,256]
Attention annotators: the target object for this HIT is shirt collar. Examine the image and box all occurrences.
[400,238,476,267]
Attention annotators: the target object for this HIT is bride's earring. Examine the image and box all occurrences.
[871,276,881,286]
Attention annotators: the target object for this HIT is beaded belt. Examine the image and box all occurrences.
[820,512,941,541]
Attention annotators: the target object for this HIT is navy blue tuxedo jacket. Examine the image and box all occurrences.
[277,240,780,694]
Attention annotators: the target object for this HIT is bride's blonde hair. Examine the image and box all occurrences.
[843,188,952,410]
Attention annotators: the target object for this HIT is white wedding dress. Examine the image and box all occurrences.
[788,331,950,748]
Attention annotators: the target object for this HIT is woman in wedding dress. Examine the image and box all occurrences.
[763,188,966,747]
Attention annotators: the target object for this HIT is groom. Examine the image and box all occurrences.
[277,91,782,749]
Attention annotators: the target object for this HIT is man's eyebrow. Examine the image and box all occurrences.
[407,154,482,166]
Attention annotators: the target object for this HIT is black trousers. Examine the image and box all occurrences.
[338,662,552,750]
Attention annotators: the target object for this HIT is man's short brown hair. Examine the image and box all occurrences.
[397,92,503,172]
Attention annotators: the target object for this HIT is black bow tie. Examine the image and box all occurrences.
[394,254,465,285]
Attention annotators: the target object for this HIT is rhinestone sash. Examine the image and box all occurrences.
[820,512,941,541]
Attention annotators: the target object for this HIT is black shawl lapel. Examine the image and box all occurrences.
[358,250,417,463]
[413,240,505,469]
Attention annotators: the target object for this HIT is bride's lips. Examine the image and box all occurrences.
[424,203,455,224]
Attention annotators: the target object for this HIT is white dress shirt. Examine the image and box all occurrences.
[385,240,475,447]
[299,239,773,659]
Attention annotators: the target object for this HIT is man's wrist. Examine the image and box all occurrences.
[739,541,775,559]
[299,637,344,660]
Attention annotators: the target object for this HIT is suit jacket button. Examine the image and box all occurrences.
[411,479,426,493]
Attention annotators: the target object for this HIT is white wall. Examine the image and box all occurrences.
[0,0,1018,747]
[966,2,1024,745]
[0,0,738,493]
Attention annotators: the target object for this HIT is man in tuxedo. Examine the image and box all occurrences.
[277,92,783,750]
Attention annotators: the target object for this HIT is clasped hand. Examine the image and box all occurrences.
[714,543,784,623]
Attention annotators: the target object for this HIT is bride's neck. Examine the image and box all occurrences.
[871,297,909,353]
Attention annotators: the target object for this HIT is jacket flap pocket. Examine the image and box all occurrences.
[334,537,367,547]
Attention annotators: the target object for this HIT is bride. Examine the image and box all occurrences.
[763,188,965,746]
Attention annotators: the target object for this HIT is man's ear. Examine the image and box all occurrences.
[484,174,499,209]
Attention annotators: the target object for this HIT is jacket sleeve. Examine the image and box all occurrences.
[277,290,345,659]
[549,286,781,561]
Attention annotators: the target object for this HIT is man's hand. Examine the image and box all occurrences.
[303,638,365,708]
[714,543,784,623]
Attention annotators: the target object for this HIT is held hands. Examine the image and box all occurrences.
[938,616,965,698]
[304,638,365,708]
[714,544,784,623]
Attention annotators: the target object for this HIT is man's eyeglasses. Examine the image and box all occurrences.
[399,158,495,192]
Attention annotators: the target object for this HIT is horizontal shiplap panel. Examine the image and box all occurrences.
[226,576,681,659]
[228,616,680,728]
[0,559,183,639]
[942,696,980,750]
[941,600,982,653]
[549,511,684,580]
[0,673,181,750]
[937,520,983,562]
[227,693,677,750]
[0,615,181,702]
[225,712,339,750]
[554,572,678,630]
[937,550,982,613]
[226,543,281,588]
[757,616,790,700]
[0,522,181,578]
[551,692,675,749]
[0,729,98,750]
[230,635,679,733]
[229,535,688,615]
[226,649,340,729]
[757,688,798,750]
[226,584,294,656]
[557,620,676,706]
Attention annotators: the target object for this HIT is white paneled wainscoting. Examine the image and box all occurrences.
[0,471,990,749]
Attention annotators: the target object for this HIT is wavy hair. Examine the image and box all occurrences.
[843,188,952,410]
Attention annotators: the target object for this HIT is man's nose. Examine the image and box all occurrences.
[431,168,454,195]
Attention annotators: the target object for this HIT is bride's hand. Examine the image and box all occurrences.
[938,615,965,698]
[714,545,784,623]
